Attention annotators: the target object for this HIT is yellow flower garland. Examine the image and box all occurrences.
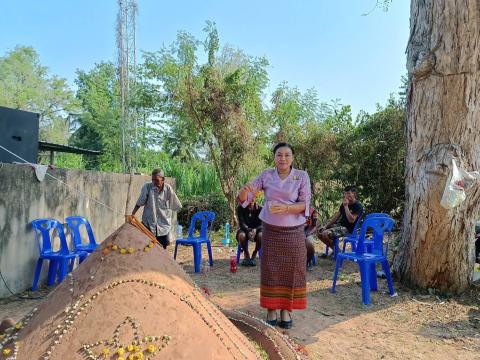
[105,240,156,256]
[2,348,12,355]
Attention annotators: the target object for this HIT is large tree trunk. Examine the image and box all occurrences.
[394,0,480,294]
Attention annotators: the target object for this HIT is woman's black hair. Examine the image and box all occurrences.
[272,142,295,155]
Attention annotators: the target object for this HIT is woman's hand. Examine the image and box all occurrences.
[269,204,289,214]
[238,183,255,202]
[243,183,254,193]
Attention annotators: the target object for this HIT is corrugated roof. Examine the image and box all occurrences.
[38,141,101,155]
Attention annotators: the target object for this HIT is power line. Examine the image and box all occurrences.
[0,144,122,216]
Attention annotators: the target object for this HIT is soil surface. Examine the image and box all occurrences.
[0,225,259,360]
[2,237,479,359]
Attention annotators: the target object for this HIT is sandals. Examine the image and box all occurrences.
[266,310,277,326]
[265,318,277,326]
[266,311,293,329]
[241,258,257,267]
[279,311,293,329]
[279,319,293,329]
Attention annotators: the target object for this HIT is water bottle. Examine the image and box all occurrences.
[225,222,230,240]
[176,224,183,239]
[202,259,210,276]
[222,222,230,247]
[230,249,237,273]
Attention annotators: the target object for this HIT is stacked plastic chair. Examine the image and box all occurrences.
[325,212,363,259]
[331,216,396,305]
[341,213,391,254]
[31,218,88,291]
[65,216,98,253]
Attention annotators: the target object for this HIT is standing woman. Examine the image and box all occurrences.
[238,142,311,329]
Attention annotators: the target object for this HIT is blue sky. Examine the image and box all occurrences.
[0,0,409,116]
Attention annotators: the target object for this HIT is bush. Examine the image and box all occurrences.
[137,152,222,199]
[177,193,229,231]
[337,97,406,219]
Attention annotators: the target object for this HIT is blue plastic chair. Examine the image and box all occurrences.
[65,216,98,253]
[331,216,396,305]
[31,219,88,291]
[173,211,215,273]
[365,213,391,219]
[362,213,392,255]
[325,212,363,259]
[342,213,391,253]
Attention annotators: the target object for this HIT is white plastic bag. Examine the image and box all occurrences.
[440,159,480,209]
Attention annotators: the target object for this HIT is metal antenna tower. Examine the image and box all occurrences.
[117,0,138,173]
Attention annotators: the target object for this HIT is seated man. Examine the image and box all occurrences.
[304,207,319,270]
[317,186,363,255]
[236,199,262,266]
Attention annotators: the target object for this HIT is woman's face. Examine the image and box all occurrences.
[274,146,293,172]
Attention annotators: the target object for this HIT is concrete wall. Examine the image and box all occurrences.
[0,164,175,298]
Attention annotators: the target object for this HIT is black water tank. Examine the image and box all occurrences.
[0,106,39,163]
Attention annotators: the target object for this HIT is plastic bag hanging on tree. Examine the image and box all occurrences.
[440,159,480,209]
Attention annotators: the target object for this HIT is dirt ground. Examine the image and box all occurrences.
[2,241,479,360]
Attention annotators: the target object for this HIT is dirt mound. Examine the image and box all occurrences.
[3,223,260,360]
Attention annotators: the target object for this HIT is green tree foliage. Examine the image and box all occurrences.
[71,61,165,172]
[269,83,353,220]
[0,45,79,143]
[142,21,269,224]
[71,62,122,171]
[270,82,405,221]
[178,193,229,231]
[293,103,354,222]
[0,44,406,225]
[136,151,221,199]
[338,97,406,217]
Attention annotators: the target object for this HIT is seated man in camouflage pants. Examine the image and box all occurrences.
[317,186,363,256]
[236,199,262,266]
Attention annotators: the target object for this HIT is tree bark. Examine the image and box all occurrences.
[394,0,480,293]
